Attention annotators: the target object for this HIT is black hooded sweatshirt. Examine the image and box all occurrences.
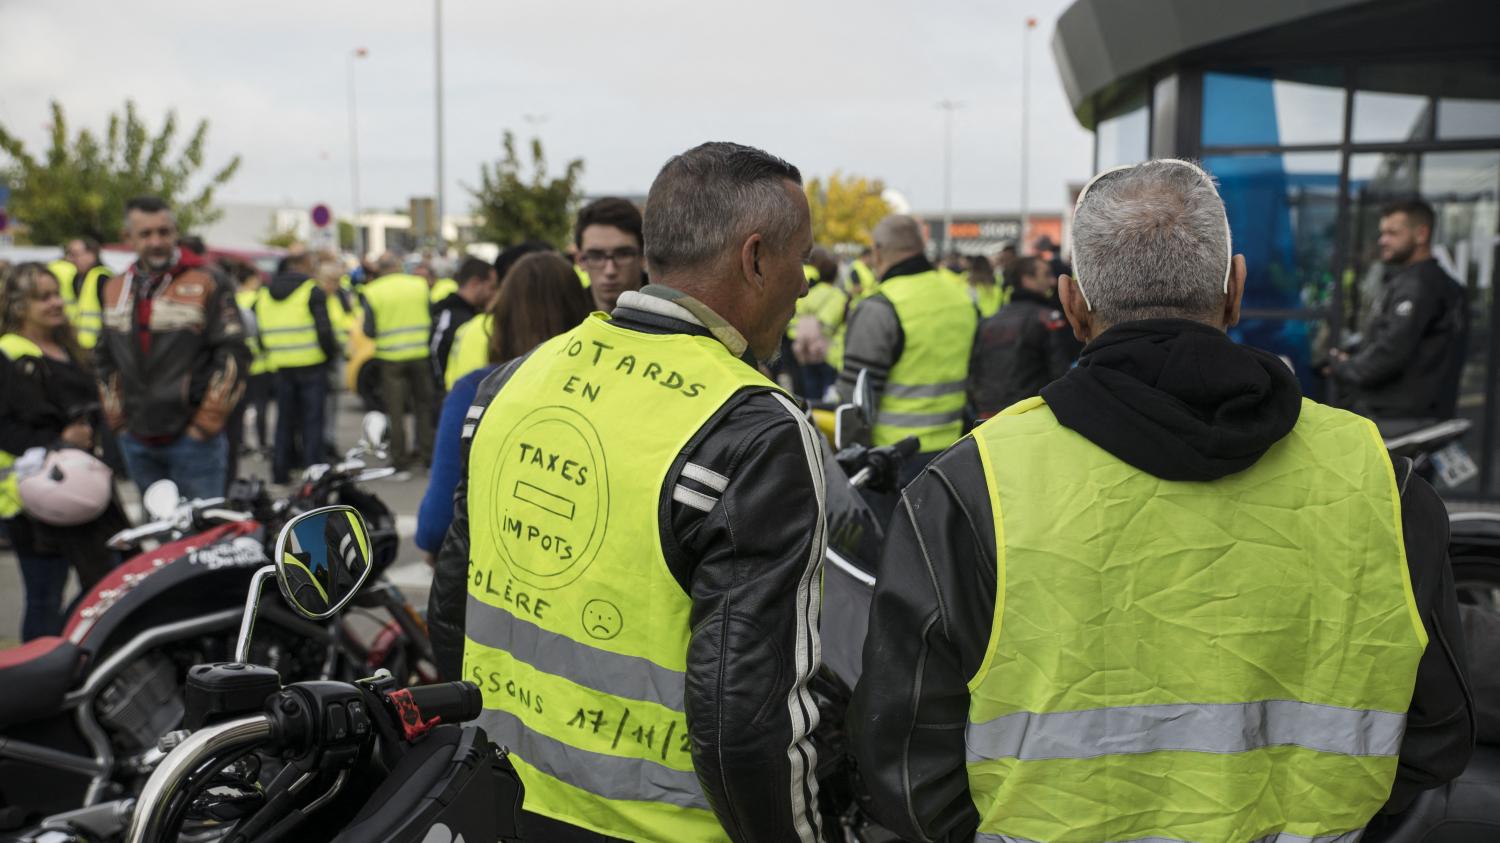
[849,319,1475,842]
[261,272,340,371]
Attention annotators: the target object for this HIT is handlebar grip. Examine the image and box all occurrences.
[401,682,483,725]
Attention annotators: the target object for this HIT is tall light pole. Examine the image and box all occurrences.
[347,47,368,260]
[938,100,963,259]
[1019,16,1037,250]
[434,0,447,254]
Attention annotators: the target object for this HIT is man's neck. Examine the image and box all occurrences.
[1403,248,1432,268]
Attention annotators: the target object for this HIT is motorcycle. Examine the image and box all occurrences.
[0,414,431,838]
[23,505,522,842]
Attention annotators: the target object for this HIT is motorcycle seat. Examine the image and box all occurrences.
[0,637,85,728]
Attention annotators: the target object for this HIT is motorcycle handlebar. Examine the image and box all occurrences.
[400,682,483,725]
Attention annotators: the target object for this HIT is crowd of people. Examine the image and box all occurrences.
[0,139,1477,842]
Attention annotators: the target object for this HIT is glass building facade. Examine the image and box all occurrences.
[1077,50,1500,497]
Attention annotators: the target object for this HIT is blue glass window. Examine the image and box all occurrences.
[1202,69,1344,147]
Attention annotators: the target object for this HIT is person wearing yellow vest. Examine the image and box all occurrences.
[360,252,435,476]
[850,159,1474,842]
[783,248,847,399]
[428,141,827,842]
[964,253,1005,318]
[428,275,459,304]
[0,263,128,640]
[62,238,113,349]
[848,247,879,301]
[259,254,341,484]
[428,257,498,390]
[442,240,556,390]
[575,197,647,314]
[835,214,977,480]
[225,264,274,484]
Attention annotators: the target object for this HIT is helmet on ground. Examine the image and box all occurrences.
[18,448,113,527]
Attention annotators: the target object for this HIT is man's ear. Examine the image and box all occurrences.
[1058,275,1093,343]
[1223,253,1246,329]
[740,233,766,293]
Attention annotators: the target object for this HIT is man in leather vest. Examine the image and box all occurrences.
[429,142,826,842]
[851,160,1473,842]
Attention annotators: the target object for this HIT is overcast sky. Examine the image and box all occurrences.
[0,0,1095,217]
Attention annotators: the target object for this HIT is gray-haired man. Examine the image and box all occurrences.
[850,159,1472,842]
[429,141,826,841]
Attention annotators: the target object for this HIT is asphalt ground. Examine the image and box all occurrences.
[0,390,437,649]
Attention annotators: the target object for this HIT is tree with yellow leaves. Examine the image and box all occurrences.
[804,172,891,247]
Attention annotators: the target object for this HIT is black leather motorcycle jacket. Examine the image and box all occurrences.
[430,286,826,842]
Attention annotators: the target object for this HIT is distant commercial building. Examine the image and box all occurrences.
[1053,0,1500,496]
[916,212,1065,257]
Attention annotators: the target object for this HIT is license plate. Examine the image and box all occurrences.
[1431,441,1479,489]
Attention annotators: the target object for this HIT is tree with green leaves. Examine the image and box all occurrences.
[468,132,584,248]
[0,100,240,245]
[805,172,892,247]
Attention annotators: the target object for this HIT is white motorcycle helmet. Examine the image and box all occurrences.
[18,448,114,527]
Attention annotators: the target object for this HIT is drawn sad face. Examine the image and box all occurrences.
[582,599,623,640]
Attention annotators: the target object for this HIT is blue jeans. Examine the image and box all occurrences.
[119,432,228,500]
[17,550,69,641]
[273,367,330,483]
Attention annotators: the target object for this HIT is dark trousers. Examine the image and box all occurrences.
[17,550,69,641]
[226,372,273,489]
[273,366,330,483]
[380,358,435,470]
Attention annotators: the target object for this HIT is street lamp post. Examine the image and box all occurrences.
[434,0,446,254]
[347,47,368,260]
[1020,16,1037,249]
[938,99,963,259]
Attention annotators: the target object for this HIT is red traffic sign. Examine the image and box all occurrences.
[311,203,332,228]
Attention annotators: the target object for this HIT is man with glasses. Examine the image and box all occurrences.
[851,159,1472,842]
[574,197,646,313]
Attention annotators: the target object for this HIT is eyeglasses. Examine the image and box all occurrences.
[578,247,641,269]
[1071,158,1232,311]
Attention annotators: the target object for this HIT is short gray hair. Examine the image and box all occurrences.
[643,142,803,275]
[1071,159,1231,325]
[872,214,924,257]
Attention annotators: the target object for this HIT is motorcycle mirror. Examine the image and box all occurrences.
[143,479,181,521]
[360,412,390,453]
[272,505,374,620]
[834,404,869,451]
[852,369,875,423]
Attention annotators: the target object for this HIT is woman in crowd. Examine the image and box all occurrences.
[0,263,128,640]
[415,253,593,559]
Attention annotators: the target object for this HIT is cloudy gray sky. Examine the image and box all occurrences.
[0,0,1094,216]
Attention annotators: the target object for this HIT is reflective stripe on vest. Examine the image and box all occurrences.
[965,396,1426,843]
[73,266,110,349]
[871,270,977,451]
[446,313,492,390]
[363,273,431,361]
[464,313,778,841]
[255,280,327,369]
[0,334,44,518]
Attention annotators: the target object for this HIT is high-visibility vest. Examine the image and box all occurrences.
[326,288,355,349]
[966,396,1426,843]
[235,289,273,376]
[362,273,431,362]
[464,313,781,841]
[446,312,492,390]
[787,275,847,341]
[969,281,1005,318]
[850,260,877,301]
[72,266,110,350]
[0,334,44,518]
[871,270,977,451]
[48,260,78,315]
[255,280,327,370]
[429,277,459,304]
[575,265,591,288]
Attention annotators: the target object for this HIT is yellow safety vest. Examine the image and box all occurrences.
[430,277,459,304]
[48,260,79,316]
[0,334,44,518]
[787,275,847,341]
[69,266,111,350]
[446,313,492,390]
[255,280,328,370]
[966,396,1426,843]
[326,288,355,350]
[849,260,878,301]
[464,313,778,842]
[871,270,977,451]
[575,265,591,288]
[362,273,431,362]
[969,281,1005,319]
[234,289,274,376]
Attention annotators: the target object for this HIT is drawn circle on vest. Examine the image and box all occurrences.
[487,405,609,590]
[581,599,623,640]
